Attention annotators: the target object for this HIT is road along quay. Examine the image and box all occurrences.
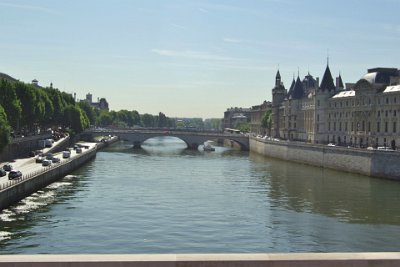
[0,142,98,211]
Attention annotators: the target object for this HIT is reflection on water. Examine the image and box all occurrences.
[0,137,400,253]
[250,152,400,225]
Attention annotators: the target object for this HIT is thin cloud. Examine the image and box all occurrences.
[151,49,235,61]
[0,2,58,14]
[222,38,244,44]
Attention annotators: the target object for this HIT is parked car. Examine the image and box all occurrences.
[8,170,22,180]
[62,151,71,158]
[28,151,36,157]
[42,159,52,167]
[0,168,6,177]
[76,147,82,154]
[45,153,53,160]
[2,164,12,171]
[51,157,60,163]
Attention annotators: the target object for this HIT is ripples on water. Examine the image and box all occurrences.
[1,137,400,253]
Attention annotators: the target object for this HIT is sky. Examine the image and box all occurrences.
[0,0,399,118]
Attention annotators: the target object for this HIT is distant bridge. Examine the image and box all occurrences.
[82,129,250,151]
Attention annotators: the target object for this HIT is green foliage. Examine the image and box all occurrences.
[261,109,272,129]
[98,111,113,127]
[237,122,250,133]
[78,101,97,126]
[0,79,22,128]
[63,105,89,133]
[204,118,222,130]
[141,113,154,127]
[158,112,167,128]
[0,105,10,151]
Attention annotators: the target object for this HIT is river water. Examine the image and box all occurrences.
[1,137,400,254]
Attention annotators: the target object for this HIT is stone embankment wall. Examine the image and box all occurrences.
[0,146,97,211]
[250,137,400,180]
[0,134,52,162]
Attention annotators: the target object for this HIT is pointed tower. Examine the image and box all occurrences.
[336,73,344,89]
[291,76,304,99]
[272,69,286,138]
[275,70,281,86]
[287,75,295,98]
[319,64,335,91]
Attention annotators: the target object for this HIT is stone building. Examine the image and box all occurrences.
[223,107,251,129]
[249,100,272,136]
[80,93,109,111]
[272,65,400,148]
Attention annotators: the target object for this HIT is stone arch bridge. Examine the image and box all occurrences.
[82,129,250,151]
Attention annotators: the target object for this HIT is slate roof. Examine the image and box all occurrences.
[319,65,335,91]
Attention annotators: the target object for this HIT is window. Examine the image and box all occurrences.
[368,122,371,132]
[395,110,397,117]
[386,97,389,104]
[345,122,348,131]
[377,122,380,132]
[393,122,397,133]
[334,122,336,131]
[351,122,354,131]
[362,121,365,131]
[328,122,331,131]
[339,122,342,131]
[317,114,320,121]
[378,111,380,117]
[385,122,388,133]
[317,100,320,107]
[386,110,388,117]
[395,97,397,104]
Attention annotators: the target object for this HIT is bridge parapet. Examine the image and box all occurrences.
[84,129,249,150]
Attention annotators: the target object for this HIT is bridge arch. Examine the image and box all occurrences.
[84,129,249,151]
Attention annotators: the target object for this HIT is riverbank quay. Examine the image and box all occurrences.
[0,253,399,267]
[0,142,97,211]
[0,134,70,162]
[250,137,400,180]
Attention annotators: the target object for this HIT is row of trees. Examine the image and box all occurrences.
[0,78,224,151]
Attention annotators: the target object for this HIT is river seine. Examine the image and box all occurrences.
[1,137,400,254]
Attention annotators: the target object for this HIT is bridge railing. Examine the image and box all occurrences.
[0,253,399,267]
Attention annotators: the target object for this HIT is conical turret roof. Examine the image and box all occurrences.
[320,65,335,91]
[291,76,304,99]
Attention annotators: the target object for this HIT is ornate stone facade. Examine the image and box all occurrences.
[272,66,400,148]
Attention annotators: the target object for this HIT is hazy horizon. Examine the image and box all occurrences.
[1,0,399,118]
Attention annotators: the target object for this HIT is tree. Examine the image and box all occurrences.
[0,105,10,151]
[63,105,89,133]
[261,109,272,135]
[158,112,167,128]
[237,122,250,133]
[98,111,113,127]
[14,82,36,130]
[0,79,22,128]
[141,113,154,127]
[78,101,97,126]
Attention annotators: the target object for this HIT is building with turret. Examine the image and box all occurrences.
[80,93,109,111]
[271,65,400,149]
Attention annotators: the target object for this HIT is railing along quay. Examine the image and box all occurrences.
[0,145,97,192]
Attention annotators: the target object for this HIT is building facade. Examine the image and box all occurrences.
[223,107,251,129]
[249,101,272,136]
[80,93,109,111]
[272,66,400,149]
